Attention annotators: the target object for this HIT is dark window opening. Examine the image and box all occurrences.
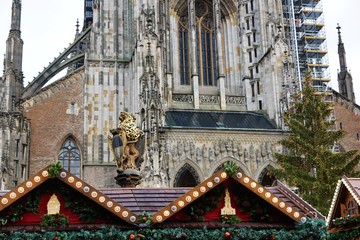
[15,140,19,157]
[174,163,200,187]
[248,51,252,63]
[260,171,276,187]
[175,170,197,187]
[14,160,18,178]
[246,19,250,30]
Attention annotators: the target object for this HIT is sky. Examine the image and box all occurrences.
[0,1,359,103]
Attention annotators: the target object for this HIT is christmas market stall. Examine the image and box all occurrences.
[327,176,360,240]
[0,163,327,239]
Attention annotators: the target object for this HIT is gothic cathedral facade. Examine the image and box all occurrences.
[0,0,308,189]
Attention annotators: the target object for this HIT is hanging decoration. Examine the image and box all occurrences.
[137,211,152,226]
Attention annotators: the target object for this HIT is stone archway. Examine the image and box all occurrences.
[258,166,276,187]
[173,163,201,187]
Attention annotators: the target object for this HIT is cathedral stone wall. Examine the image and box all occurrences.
[22,71,84,176]
[82,165,117,188]
[140,129,284,188]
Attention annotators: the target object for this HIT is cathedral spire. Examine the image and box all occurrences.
[10,0,21,32]
[337,23,347,73]
[75,19,80,37]
[2,0,24,110]
[336,24,356,103]
[5,0,23,73]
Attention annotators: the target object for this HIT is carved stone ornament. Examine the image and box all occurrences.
[221,188,236,215]
[47,193,61,215]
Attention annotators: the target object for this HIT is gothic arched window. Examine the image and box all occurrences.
[58,138,81,177]
[174,163,200,187]
[178,1,218,86]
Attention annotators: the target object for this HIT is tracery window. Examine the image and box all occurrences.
[58,138,81,177]
[179,1,218,86]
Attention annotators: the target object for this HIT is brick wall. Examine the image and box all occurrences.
[334,94,360,153]
[23,73,84,176]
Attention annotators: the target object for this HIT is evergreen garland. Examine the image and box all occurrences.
[0,218,327,240]
[327,228,360,240]
[138,211,152,226]
[221,214,241,224]
[48,161,63,177]
[331,214,360,227]
[40,214,69,227]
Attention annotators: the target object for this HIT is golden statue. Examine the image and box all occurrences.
[108,112,144,172]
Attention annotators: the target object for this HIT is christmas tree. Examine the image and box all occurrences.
[274,72,360,214]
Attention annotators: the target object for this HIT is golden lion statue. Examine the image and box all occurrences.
[108,112,143,171]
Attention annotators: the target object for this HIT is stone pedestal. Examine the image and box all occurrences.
[115,169,142,188]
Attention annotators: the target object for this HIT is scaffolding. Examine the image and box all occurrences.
[282,0,332,101]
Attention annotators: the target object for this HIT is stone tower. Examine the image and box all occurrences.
[336,24,356,103]
[0,0,29,190]
[1,0,24,110]
[82,1,139,185]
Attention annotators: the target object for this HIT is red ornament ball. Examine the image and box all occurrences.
[224,231,231,238]
[54,237,58,240]
[129,234,136,240]
[143,216,147,221]
[224,216,229,220]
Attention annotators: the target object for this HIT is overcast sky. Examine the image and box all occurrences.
[0,1,359,103]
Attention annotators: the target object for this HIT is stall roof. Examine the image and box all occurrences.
[0,165,324,229]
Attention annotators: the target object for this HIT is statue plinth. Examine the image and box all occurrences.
[115,169,142,188]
